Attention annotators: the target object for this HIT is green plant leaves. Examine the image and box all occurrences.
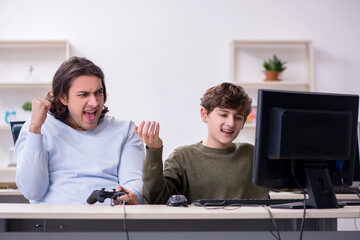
[22,101,32,111]
[263,55,287,72]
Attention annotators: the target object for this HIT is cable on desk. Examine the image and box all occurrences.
[193,202,283,240]
[354,218,359,231]
[6,184,17,190]
[263,206,281,240]
[122,200,129,240]
[338,171,360,199]
[111,192,130,240]
[291,160,306,240]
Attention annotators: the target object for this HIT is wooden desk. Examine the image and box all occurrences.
[0,190,28,203]
[0,204,359,240]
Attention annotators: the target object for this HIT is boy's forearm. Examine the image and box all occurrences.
[142,147,174,204]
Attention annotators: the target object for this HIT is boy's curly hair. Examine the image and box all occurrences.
[200,82,252,117]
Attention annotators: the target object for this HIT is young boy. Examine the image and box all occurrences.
[135,82,268,204]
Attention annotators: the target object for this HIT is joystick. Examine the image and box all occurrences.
[87,188,129,204]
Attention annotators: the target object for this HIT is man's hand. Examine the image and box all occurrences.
[29,98,51,134]
[115,185,138,205]
[134,121,163,149]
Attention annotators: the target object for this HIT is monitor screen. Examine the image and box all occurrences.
[10,121,25,145]
[253,89,359,209]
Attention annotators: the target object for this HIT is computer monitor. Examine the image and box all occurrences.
[10,121,25,145]
[253,89,359,209]
[353,123,360,182]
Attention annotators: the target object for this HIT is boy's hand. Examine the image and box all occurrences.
[29,98,51,134]
[134,121,163,149]
[115,185,137,205]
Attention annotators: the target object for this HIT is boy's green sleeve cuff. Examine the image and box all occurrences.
[145,146,163,164]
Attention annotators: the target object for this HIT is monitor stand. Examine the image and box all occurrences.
[271,162,341,209]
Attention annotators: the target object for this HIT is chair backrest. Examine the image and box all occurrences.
[10,121,25,145]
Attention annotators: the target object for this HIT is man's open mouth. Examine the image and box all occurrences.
[84,109,97,121]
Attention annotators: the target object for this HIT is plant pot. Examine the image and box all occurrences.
[264,71,281,81]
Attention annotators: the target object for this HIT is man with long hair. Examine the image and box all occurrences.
[15,57,144,204]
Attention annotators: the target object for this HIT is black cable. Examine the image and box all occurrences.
[354,218,359,231]
[339,171,360,199]
[337,171,360,230]
[6,184,17,190]
[192,202,281,240]
[263,206,281,240]
[122,200,129,240]
[291,160,306,240]
[111,193,130,240]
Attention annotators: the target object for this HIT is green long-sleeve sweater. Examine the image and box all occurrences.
[142,142,269,204]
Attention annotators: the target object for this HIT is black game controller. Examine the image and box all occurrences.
[166,195,188,207]
[87,188,129,204]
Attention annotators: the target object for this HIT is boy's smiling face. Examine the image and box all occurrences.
[201,107,246,149]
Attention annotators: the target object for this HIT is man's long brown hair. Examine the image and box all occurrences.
[46,56,109,122]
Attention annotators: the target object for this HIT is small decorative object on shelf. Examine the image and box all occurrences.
[246,107,257,125]
[4,110,17,124]
[26,65,36,82]
[22,101,32,120]
[8,147,16,167]
[263,55,287,81]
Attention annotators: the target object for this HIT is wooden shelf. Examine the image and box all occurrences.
[0,40,70,165]
[230,40,314,145]
[0,40,70,58]
[0,82,51,88]
[231,40,312,45]
[230,40,314,91]
[239,81,310,88]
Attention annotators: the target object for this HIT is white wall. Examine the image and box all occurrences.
[1,0,359,158]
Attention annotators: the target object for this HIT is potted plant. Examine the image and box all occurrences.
[22,101,32,120]
[263,55,287,81]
